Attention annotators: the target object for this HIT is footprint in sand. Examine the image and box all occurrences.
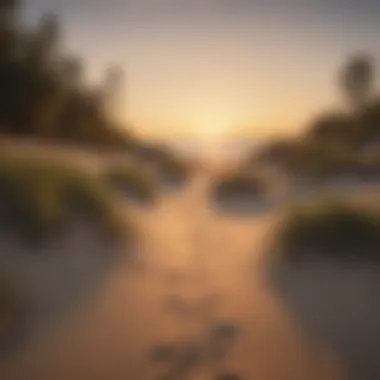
[215,372,243,380]
[165,341,204,378]
[210,322,239,344]
[154,340,204,380]
[164,294,191,318]
[150,344,178,363]
[164,292,225,322]
[196,293,224,320]
[165,270,186,288]
[207,322,240,361]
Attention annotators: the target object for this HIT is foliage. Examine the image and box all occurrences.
[339,54,375,110]
[0,277,24,339]
[214,172,266,199]
[275,202,380,261]
[247,138,300,169]
[304,112,359,150]
[303,55,380,159]
[103,163,158,204]
[133,143,189,186]
[0,1,132,149]
[248,54,380,183]
[254,140,380,183]
[0,155,127,247]
[355,98,380,146]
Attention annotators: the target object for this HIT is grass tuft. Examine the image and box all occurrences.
[0,277,27,341]
[0,155,128,248]
[214,172,267,199]
[275,201,380,261]
[102,163,158,204]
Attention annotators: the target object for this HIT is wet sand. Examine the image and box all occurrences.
[0,170,342,380]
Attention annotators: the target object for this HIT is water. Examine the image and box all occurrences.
[1,169,342,380]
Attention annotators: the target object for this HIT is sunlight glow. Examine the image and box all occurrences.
[190,109,241,140]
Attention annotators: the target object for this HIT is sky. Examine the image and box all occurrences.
[24,0,380,140]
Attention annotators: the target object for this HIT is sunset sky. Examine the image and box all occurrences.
[25,0,380,140]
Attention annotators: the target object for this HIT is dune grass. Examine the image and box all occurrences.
[275,201,380,261]
[0,290,16,337]
[0,277,26,341]
[214,172,267,199]
[0,154,128,248]
[247,138,300,168]
[287,149,380,186]
[159,156,188,185]
[248,135,380,184]
[149,149,188,187]
[102,163,158,204]
[132,143,188,187]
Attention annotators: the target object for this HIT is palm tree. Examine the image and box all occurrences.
[339,54,375,112]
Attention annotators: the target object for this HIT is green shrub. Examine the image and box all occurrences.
[214,172,266,199]
[275,202,380,261]
[248,133,380,183]
[287,149,380,183]
[0,155,127,247]
[247,138,347,179]
[304,112,359,150]
[246,138,299,169]
[131,143,188,186]
[103,163,158,204]
[0,278,26,339]
[158,155,188,185]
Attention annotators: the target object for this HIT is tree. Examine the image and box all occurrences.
[59,56,83,90]
[24,12,60,69]
[339,54,375,111]
[0,0,19,59]
[103,66,124,98]
[355,98,380,147]
[99,65,124,117]
[0,0,19,25]
[0,0,132,150]
[35,12,60,61]
[305,112,357,149]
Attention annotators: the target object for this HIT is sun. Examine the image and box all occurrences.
[193,115,231,141]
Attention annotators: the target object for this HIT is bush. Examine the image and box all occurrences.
[275,202,380,261]
[158,155,188,186]
[246,139,299,169]
[250,139,377,184]
[304,112,359,150]
[133,144,188,187]
[286,148,380,184]
[0,155,127,247]
[285,147,350,181]
[0,278,26,341]
[246,139,346,180]
[214,172,267,199]
[0,3,135,151]
[103,163,158,204]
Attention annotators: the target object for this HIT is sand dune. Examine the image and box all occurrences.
[0,169,345,380]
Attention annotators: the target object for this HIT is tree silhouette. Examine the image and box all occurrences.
[305,112,357,149]
[0,0,19,24]
[340,54,375,111]
[0,1,132,150]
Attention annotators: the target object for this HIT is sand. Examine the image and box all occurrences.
[0,169,344,380]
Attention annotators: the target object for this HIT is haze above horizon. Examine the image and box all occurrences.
[25,0,380,139]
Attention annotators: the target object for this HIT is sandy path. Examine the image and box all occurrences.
[1,171,343,380]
